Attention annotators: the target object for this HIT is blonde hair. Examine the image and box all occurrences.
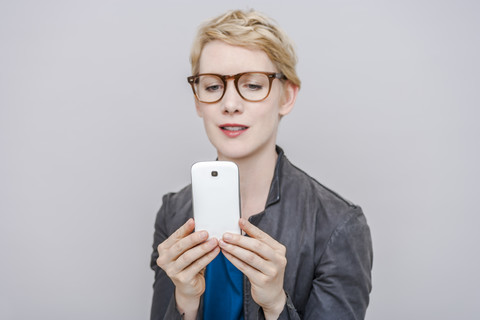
[190,9,301,88]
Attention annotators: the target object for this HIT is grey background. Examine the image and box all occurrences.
[1,0,479,319]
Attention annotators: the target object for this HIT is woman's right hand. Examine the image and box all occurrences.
[156,218,220,317]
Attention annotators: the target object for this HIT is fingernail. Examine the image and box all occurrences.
[200,231,208,239]
[223,233,232,241]
[219,240,228,248]
[239,218,246,226]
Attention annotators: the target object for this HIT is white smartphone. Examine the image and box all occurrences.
[191,161,241,240]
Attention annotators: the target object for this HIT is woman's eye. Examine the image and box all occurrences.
[245,83,263,91]
[205,84,222,92]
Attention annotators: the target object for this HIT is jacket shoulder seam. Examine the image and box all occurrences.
[286,159,358,208]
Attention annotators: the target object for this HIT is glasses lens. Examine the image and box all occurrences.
[194,75,224,103]
[238,73,270,101]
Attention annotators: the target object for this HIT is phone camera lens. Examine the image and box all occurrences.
[211,171,218,177]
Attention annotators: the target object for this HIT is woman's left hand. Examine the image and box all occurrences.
[220,218,287,320]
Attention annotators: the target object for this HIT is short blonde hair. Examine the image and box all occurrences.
[190,9,301,88]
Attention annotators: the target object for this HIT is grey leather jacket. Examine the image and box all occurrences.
[150,147,373,319]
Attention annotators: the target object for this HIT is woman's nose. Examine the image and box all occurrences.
[221,80,244,114]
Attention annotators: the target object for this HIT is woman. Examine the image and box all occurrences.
[151,9,372,320]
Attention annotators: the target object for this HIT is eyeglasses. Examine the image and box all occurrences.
[187,72,286,104]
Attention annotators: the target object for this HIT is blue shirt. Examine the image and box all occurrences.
[203,251,244,320]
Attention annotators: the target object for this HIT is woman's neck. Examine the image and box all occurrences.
[219,146,278,220]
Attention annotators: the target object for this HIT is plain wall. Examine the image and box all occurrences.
[1,0,479,319]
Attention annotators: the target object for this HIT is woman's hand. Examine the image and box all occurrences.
[156,218,220,318]
[220,218,287,320]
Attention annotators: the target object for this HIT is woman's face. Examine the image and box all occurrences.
[195,40,297,161]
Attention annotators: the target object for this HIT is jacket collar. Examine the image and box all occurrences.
[265,145,284,208]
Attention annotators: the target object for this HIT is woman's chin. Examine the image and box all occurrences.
[216,148,249,161]
[215,142,275,163]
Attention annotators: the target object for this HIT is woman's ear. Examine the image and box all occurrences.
[195,99,203,118]
[279,81,299,117]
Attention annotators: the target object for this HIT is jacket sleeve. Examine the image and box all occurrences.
[301,207,373,320]
[258,207,372,320]
[150,194,185,320]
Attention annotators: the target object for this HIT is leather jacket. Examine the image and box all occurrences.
[150,147,373,319]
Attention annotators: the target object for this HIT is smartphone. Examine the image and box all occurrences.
[191,161,241,240]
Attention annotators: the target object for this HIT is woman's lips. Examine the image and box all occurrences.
[219,123,249,138]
